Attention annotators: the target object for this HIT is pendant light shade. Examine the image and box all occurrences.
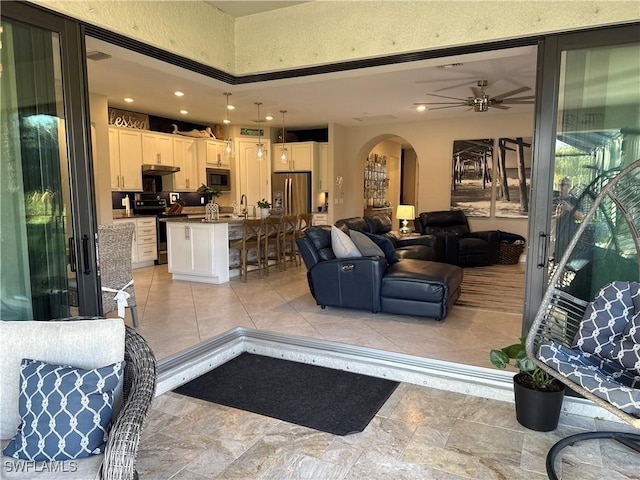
[279,109,288,164]
[255,102,265,161]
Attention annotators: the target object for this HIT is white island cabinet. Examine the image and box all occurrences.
[166,221,229,284]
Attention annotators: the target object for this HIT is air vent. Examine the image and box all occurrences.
[352,114,397,123]
[436,63,464,69]
[86,51,112,61]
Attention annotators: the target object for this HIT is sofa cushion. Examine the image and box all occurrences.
[611,310,640,373]
[2,359,124,461]
[304,226,335,261]
[364,215,392,235]
[349,230,384,257]
[1,446,104,479]
[362,231,399,265]
[331,226,362,258]
[573,281,639,360]
[458,237,489,255]
[335,217,369,234]
[0,319,125,440]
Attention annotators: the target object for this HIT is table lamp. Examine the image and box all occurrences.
[396,205,415,235]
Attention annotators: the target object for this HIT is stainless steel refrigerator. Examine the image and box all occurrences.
[271,172,312,215]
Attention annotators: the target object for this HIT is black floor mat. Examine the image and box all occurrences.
[173,352,399,436]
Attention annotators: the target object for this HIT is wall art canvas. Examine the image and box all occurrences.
[495,137,532,218]
[450,138,494,217]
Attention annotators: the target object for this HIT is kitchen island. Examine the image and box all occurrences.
[164,216,258,284]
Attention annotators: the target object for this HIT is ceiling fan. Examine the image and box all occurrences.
[415,80,535,112]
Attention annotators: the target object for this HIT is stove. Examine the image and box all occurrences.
[132,196,188,265]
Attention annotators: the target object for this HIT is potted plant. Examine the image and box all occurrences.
[257,198,272,218]
[197,184,222,204]
[490,337,565,431]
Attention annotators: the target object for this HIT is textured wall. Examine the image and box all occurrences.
[31,1,638,76]
[31,1,236,72]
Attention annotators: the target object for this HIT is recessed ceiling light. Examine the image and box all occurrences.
[416,105,427,112]
[124,97,134,103]
[174,91,184,97]
[180,110,188,115]
[265,115,274,121]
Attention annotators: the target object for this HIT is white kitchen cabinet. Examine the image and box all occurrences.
[197,139,228,167]
[173,137,197,190]
[236,139,271,208]
[109,127,143,191]
[312,213,328,226]
[113,217,157,267]
[142,132,174,165]
[317,142,329,191]
[167,221,229,284]
[272,141,317,172]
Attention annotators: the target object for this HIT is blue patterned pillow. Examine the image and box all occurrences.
[362,231,399,265]
[2,358,125,461]
[573,281,638,359]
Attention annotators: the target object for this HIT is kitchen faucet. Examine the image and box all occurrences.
[240,194,248,219]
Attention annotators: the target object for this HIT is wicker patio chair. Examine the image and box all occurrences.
[525,159,640,479]
[98,224,140,328]
[101,324,157,479]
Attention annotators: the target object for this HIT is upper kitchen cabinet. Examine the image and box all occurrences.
[197,139,228,168]
[109,127,143,191]
[142,131,174,166]
[317,142,329,191]
[173,137,197,191]
[272,141,317,172]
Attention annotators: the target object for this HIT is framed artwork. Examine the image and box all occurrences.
[495,137,532,218]
[450,138,493,217]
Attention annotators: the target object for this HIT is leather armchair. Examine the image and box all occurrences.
[335,215,443,262]
[413,210,500,267]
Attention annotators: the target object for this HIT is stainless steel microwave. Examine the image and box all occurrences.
[205,168,231,191]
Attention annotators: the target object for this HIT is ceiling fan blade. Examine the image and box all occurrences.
[426,93,467,101]
[423,101,469,105]
[501,96,535,103]
[428,104,468,110]
[471,86,483,98]
[491,104,510,110]
[491,86,531,101]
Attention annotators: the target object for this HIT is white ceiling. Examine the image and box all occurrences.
[85,36,538,131]
[205,1,310,18]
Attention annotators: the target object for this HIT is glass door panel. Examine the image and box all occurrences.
[525,26,639,330]
[550,42,640,301]
[1,7,100,320]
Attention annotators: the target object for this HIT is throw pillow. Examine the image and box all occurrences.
[349,230,385,257]
[362,231,399,265]
[611,310,640,373]
[2,358,125,462]
[331,226,362,258]
[573,281,637,360]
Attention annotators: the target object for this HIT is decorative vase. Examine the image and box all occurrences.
[513,372,565,431]
[261,208,270,218]
[205,201,219,222]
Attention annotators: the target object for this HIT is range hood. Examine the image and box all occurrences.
[141,164,180,175]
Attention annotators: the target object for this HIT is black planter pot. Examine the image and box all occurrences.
[513,372,566,432]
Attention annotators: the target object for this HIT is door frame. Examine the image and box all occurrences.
[2,2,102,315]
[523,23,640,333]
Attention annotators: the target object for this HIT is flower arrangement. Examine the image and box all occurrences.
[257,198,272,209]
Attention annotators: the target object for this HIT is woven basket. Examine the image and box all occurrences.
[499,241,525,265]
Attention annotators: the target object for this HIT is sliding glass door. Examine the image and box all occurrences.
[1,4,101,320]
[524,24,640,331]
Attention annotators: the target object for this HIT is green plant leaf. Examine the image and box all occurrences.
[489,349,509,369]
[502,343,524,359]
[516,357,536,373]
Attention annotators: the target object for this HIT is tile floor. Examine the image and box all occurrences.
[126,263,639,479]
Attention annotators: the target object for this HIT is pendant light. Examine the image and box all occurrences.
[255,102,265,160]
[279,110,288,164]
[223,92,234,158]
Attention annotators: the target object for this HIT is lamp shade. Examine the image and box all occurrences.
[396,205,415,220]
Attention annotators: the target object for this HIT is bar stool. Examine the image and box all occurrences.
[296,213,314,266]
[229,219,264,282]
[280,214,299,269]
[262,215,283,275]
